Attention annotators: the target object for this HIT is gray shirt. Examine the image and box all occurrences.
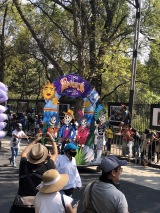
[83,180,128,213]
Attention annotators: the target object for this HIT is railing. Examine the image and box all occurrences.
[109,134,160,165]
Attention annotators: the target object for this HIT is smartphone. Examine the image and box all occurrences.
[42,133,47,137]
[71,199,80,208]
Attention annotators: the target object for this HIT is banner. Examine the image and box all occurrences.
[54,74,91,98]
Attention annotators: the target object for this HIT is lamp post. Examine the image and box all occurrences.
[129,0,141,124]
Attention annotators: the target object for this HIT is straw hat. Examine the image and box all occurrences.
[63,109,74,119]
[27,143,48,164]
[36,169,69,193]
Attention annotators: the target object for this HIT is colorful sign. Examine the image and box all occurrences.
[54,74,91,98]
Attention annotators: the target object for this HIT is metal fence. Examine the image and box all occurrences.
[109,133,160,165]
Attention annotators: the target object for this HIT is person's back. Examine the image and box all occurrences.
[35,191,72,213]
[84,180,128,213]
[35,169,78,213]
[83,156,129,213]
[9,132,58,213]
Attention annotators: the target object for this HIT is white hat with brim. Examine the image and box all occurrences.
[27,143,48,164]
[36,169,69,194]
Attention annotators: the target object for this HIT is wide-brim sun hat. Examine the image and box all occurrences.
[36,169,69,193]
[100,155,128,173]
[27,143,48,164]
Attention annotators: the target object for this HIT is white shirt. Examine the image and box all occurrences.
[10,129,26,148]
[35,191,73,213]
[56,154,82,190]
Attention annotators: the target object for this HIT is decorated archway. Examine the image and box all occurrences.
[41,74,106,164]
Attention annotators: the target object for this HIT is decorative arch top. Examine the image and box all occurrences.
[53,74,91,98]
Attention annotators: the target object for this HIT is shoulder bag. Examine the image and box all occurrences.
[83,181,97,213]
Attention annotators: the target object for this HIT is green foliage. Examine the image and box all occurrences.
[75,147,87,165]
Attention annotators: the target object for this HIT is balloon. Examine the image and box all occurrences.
[0,122,7,130]
[0,131,7,138]
[0,105,7,113]
[0,90,8,102]
[0,82,8,93]
[0,113,8,122]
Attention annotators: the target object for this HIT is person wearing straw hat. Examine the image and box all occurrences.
[58,109,76,154]
[56,143,82,197]
[9,132,58,213]
[35,169,78,213]
[83,155,129,213]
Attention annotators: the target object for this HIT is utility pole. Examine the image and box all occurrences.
[129,0,141,124]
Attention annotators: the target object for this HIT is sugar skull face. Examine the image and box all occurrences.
[49,116,56,126]
[64,114,72,125]
[81,118,87,127]
[99,114,106,124]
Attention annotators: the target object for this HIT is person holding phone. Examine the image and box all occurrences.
[9,132,58,213]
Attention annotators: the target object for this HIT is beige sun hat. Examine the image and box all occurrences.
[63,109,74,119]
[36,169,69,193]
[27,143,48,164]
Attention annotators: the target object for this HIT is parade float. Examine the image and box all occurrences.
[40,74,107,166]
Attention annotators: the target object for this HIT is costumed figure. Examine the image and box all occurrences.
[76,117,90,147]
[58,109,76,153]
[0,82,8,139]
[41,81,61,132]
[83,87,100,132]
[47,115,59,141]
[94,110,107,163]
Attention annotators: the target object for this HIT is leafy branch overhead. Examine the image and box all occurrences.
[0,0,159,103]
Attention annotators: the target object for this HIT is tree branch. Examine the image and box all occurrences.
[13,0,64,76]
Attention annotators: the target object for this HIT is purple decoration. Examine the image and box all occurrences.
[0,113,8,122]
[0,82,8,138]
[0,90,8,102]
[0,131,6,138]
[0,105,7,113]
[0,82,8,93]
[0,122,7,130]
[54,74,91,98]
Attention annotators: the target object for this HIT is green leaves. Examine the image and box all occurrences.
[75,147,87,165]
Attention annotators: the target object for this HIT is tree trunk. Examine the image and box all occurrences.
[0,5,8,82]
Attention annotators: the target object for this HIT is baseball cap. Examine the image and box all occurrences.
[64,143,78,152]
[100,155,127,173]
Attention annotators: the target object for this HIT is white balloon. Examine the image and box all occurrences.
[0,113,8,122]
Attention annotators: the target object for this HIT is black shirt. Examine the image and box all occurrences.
[18,157,55,196]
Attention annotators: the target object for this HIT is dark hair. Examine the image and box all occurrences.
[144,128,150,134]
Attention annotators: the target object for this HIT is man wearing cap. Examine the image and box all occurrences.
[56,143,82,197]
[83,155,129,213]
[9,132,58,213]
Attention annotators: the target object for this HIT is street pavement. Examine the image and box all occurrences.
[0,136,160,213]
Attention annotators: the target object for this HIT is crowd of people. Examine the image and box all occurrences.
[7,112,43,135]
[9,128,129,213]
[7,104,160,213]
